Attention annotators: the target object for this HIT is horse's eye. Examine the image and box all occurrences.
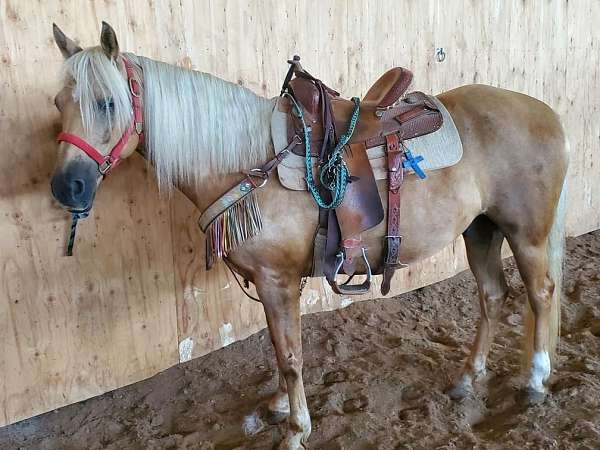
[96,98,114,114]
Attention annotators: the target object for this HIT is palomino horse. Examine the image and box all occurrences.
[50,23,568,449]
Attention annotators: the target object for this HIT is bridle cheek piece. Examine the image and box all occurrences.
[56,56,144,177]
[56,56,143,256]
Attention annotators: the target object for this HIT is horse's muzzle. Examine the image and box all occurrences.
[50,160,98,212]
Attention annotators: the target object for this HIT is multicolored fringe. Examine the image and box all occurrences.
[205,191,263,269]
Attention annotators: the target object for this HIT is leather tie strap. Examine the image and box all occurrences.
[381,133,406,295]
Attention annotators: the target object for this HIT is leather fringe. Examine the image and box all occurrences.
[205,191,262,269]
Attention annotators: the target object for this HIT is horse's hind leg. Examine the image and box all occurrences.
[253,276,310,449]
[243,371,290,435]
[507,234,557,404]
[449,215,509,400]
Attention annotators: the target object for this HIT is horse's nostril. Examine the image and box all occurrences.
[50,160,97,210]
[71,179,85,198]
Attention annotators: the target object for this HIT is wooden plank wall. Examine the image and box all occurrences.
[0,0,597,427]
[0,1,182,427]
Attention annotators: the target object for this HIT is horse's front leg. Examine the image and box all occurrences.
[256,275,311,449]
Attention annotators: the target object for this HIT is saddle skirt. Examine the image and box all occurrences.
[271,94,463,191]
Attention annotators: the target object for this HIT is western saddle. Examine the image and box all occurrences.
[280,56,443,296]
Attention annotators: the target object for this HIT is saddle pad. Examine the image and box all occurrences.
[271,95,463,191]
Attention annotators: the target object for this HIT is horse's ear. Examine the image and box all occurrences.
[53,23,82,59]
[100,21,119,60]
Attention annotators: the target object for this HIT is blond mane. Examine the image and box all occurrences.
[64,48,274,189]
[64,47,133,139]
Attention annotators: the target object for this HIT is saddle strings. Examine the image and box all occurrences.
[283,92,360,209]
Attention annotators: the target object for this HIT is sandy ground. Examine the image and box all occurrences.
[1,232,599,450]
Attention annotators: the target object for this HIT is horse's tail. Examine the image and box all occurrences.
[546,176,567,361]
[524,144,568,365]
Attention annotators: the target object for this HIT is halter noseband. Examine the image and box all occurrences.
[57,56,144,176]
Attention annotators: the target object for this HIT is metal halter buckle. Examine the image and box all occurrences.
[247,168,269,188]
[383,235,408,268]
[129,77,141,97]
[98,160,112,175]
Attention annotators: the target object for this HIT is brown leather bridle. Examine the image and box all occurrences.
[57,56,144,176]
[56,56,143,255]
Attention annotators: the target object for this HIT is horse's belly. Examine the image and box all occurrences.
[362,161,481,269]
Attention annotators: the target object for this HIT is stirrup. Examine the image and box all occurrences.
[330,247,372,295]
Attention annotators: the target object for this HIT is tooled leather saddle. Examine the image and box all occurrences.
[279,56,442,295]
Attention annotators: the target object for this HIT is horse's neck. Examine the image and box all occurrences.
[171,108,275,213]
[134,145,264,212]
[133,54,276,213]
[177,173,250,213]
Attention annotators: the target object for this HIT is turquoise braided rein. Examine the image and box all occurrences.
[285,93,360,209]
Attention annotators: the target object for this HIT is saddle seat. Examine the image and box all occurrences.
[280,58,443,296]
[288,68,442,158]
[292,67,414,118]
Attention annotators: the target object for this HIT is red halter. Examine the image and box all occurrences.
[57,56,144,176]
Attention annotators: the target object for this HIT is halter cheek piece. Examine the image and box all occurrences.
[56,56,144,255]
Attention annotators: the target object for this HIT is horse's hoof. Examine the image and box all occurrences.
[278,441,306,450]
[519,388,547,406]
[446,373,475,401]
[278,432,309,450]
[446,383,473,401]
[242,411,265,436]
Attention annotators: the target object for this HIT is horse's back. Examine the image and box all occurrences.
[438,84,565,146]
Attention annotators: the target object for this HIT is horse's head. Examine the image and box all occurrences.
[51,22,142,213]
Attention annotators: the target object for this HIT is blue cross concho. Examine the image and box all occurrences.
[402,149,427,179]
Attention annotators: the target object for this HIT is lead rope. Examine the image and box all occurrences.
[66,211,89,256]
[283,93,360,209]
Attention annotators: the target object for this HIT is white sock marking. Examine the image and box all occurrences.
[242,411,265,436]
[528,351,551,392]
[268,392,290,414]
[473,356,487,377]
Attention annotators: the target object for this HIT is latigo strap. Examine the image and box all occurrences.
[381,133,408,295]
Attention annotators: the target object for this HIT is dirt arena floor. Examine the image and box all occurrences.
[2,232,599,450]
